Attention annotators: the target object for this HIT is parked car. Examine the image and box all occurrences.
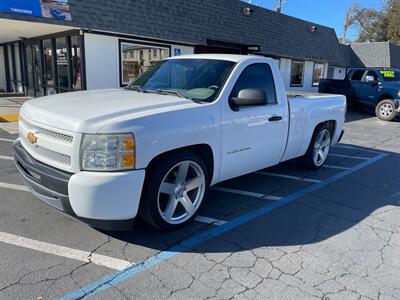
[319,68,400,121]
[13,54,346,231]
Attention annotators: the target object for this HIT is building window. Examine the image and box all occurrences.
[312,63,325,86]
[290,61,304,86]
[120,42,170,85]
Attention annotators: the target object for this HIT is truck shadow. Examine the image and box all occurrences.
[105,147,399,254]
[346,107,400,123]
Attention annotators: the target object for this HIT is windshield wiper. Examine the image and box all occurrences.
[125,85,145,93]
[145,89,192,100]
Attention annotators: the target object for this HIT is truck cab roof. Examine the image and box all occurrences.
[167,54,274,63]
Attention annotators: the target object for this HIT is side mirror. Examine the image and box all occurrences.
[365,75,377,84]
[230,89,267,109]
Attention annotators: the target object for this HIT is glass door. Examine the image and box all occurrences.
[25,44,43,97]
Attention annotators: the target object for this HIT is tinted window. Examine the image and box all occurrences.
[351,70,366,81]
[231,63,276,105]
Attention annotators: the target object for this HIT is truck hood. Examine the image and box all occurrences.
[20,89,197,133]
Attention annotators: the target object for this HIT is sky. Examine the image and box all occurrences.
[254,0,384,41]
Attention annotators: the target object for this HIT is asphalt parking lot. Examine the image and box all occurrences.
[0,110,399,300]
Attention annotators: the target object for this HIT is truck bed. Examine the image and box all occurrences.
[286,91,342,98]
[282,91,346,163]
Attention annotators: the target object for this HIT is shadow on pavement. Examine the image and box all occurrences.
[346,106,399,123]
[105,146,399,254]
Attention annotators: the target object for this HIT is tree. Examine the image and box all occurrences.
[343,0,400,43]
[385,0,400,44]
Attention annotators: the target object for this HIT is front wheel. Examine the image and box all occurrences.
[301,125,331,169]
[375,99,397,121]
[139,151,209,230]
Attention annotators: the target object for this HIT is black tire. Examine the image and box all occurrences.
[301,124,332,170]
[375,99,397,121]
[139,151,209,231]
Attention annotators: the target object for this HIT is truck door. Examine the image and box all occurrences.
[219,62,287,181]
[358,70,380,106]
[349,69,367,102]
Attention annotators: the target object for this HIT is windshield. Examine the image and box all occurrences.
[379,69,400,82]
[126,59,235,102]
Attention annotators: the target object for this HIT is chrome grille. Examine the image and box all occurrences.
[19,116,75,170]
[22,141,72,166]
[20,117,73,144]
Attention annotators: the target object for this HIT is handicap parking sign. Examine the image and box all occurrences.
[174,48,182,56]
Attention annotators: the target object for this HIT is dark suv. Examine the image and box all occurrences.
[319,68,400,121]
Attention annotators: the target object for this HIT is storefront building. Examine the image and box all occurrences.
[0,0,348,97]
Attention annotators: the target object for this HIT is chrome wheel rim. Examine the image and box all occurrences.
[157,160,206,225]
[379,103,394,118]
[313,129,331,166]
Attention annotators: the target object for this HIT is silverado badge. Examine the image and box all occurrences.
[27,132,38,144]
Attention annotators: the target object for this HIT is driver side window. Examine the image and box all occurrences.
[364,70,379,82]
[231,63,277,105]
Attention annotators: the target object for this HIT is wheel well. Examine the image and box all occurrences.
[378,94,394,103]
[315,120,336,138]
[146,144,214,182]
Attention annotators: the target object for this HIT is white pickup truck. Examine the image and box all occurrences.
[14,54,346,231]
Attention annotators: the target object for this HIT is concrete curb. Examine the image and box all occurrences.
[0,114,19,123]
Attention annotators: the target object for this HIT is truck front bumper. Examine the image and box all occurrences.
[13,140,145,231]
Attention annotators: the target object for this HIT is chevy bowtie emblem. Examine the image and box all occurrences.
[27,132,38,144]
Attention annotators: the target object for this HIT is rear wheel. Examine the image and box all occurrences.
[139,151,209,230]
[375,99,396,121]
[301,125,331,169]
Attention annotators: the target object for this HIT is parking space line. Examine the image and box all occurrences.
[211,186,281,200]
[322,165,350,170]
[0,155,13,160]
[255,172,321,183]
[329,153,370,160]
[59,153,387,300]
[0,138,15,142]
[0,182,29,191]
[194,216,227,225]
[333,144,381,154]
[0,231,132,270]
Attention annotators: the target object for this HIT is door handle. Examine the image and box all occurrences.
[269,116,283,122]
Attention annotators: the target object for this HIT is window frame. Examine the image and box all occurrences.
[229,62,278,111]
[312,62,325,87]
[350,70,367,81]
[363,70,379,83]
[290,60,305,87]
[118,39,171,87]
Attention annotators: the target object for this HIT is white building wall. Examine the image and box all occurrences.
[277,58,320,93]
[0,46,6,91]
[302,61,314,91]
[279,58,292,90]
[333,67,346,80]
[84,33,195,90]
[84,33,120,90]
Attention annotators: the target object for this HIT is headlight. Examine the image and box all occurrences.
[81,133,135,171]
